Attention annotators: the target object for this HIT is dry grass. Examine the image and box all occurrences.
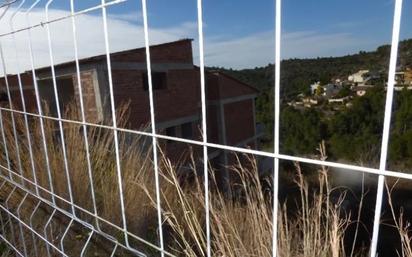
[278,164,350,257]
[0,103,369,256]
[141,153,274,257]
[0,104,160,255]
[141,150,367,257]
[386,181,412,257]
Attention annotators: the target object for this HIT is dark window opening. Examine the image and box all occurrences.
[38,76,74,117]
[165,126,176,137]
[143,72,167,91]
[181,122,193,139]
[0,90,8,103]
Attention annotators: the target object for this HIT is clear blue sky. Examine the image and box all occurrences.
[139,0,411,43]
[99,0,411,40]
[17,0,412,69]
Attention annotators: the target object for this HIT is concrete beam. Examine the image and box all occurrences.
[207,94,257,105]
[111,62,194,71]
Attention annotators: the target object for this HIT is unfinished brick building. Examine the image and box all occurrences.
[0,39,262,188]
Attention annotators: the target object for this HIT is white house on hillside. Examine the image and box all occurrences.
[309,82,340,98]
[310,81,321,94]
[395,71,405,85]
[348,70,369,84]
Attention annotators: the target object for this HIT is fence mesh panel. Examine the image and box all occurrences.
[0,0,406,256]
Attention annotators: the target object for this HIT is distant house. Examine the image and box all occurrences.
[309,82,341,99]
[0,39,261,189]
[394,86,412,91]
[405,68,412,85]
[395,71,405,85]
[363,71,382,86]
[396,68,412,85]
[323,84,340,98]
[310,81,321,95]
[348,70,369,84]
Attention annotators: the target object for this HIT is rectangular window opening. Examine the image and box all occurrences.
[181,122,193,139]
[143,71,167,91]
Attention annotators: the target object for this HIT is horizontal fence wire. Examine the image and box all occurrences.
[0,0,406,256]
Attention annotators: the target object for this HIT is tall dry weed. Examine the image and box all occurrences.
[0,103,367,256]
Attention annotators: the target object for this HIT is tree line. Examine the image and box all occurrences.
[210,39,412,169]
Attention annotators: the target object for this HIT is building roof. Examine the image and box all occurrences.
[208,71,260,93]
[35,38,194,73]
[2,39,259,99]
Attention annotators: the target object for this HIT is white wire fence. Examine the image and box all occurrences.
[0,0,406,256]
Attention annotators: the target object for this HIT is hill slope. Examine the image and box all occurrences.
[210,38,412,98]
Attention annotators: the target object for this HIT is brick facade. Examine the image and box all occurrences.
[224,99,255,146]
[110,68,200,129]
[0,74,38,114]
[110,39,193,64]
[72,70,102,123]
[0,39,260,181]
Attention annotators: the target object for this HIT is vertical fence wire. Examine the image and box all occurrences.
[0,0,407,256]
[16,193,29,256]
[0,36,25,188]
[100,0,130,248]
[272,0,281,256]
[9,0,39,196]
[4,186,17,250]
[25,0,56,205]
[369,0,404,256]
[0,109,11,179]
[44,0,76,216]
[141,0,165,255]
[29,201,41,257]
[196,0,211,256]
[69,0,100,230]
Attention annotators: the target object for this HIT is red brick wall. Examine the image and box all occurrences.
[112,69,200,129]
[206,105,220,143]
[0,39,259,171]
[217,74,257,99]
[72,70,101,123]
[205,72,258,101]
[111,40,193,64]
[153,69,200,122]
[110,47,202,164]
[206,73,221,100]
[21,89,38,113]
[224,99,255,146]
[111,69,150,128]
[0,74,38,114]
[110,39,199,130]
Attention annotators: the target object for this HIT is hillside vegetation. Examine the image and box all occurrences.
[210,39,412,169]
[211,39,412,96]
